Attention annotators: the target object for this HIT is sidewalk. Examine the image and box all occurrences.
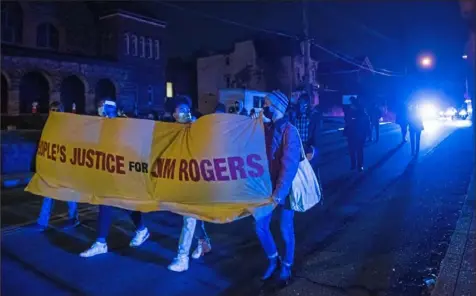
[432,174,475,296]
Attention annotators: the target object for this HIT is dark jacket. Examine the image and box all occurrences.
[264,118,302,205]
[344,107,370,140]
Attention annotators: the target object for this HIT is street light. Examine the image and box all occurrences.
[419,56,433,68]
[462,54,468,59]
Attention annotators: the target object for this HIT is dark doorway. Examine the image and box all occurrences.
[61,76,85,113]
[19,72,50,113]
[95,79,116,104]
[1,74,8,114]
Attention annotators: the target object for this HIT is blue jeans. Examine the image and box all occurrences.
[96,205,145,243]
[255,206,295,265]
[37,197,78,226]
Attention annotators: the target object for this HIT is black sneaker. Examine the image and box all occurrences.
[60,219,80,230]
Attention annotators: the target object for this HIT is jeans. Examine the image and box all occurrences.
[177,217,209,258]
[96,205,145,243]
[37,197,78,226]
[348,137,365,168]
[409,130,421,154]
[255,206,295,265]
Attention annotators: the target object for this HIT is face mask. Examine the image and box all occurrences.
[263,106,274,121]
[177,112,192,123]
[97,106,105,117]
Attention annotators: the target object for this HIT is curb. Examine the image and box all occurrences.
[432,172,475,295]
[1,173,33,189]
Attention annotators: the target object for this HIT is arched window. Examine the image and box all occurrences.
[1,2,23,44]
[139,36,145,57]
[37,23,59,49]
[147,38,153,59]
[124,33,130,55]
[154,40,160,60]
[131,35,138,56]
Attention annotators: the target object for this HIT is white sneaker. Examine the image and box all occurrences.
[80,242,108,258]
[130,227,150,247]
[168,256,189,272]
[191,239,212,259]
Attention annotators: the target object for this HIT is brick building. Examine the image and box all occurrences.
[0,1,166,116]
[196,36,320,115]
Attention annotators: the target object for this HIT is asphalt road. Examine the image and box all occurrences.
[1,120,474,296]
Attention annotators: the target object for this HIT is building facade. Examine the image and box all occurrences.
[1,1,166,116]
[196,37,319,115]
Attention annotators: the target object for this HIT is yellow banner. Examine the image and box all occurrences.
[26,113,274,223]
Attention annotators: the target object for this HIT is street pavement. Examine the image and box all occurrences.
[1,120,474,296]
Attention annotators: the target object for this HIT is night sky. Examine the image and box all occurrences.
[92,1,469,95]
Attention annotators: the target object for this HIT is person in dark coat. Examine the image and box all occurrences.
[408,104,424,155]
[252,90,301,284]
[368,102,382,142]
[344,97,370,171]
[396,102,409,143]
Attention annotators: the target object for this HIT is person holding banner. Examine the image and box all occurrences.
[30,101,80,231]
[80,100,150,258]
[168,97,212,272]
[252,90,301,284]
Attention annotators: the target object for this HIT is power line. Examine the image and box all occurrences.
[157,1,404,77]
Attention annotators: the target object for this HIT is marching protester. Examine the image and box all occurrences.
[252,90,301,284]
[80,100,150,257]
[214,102,226,114]
[408,103,424,156]
[368,102,382,142]
[234,100,249,116]
[396,102,409,143]
[168,97,212,272]
[30,101,80,231]
[292,93,322,171]
[344,96,370,172]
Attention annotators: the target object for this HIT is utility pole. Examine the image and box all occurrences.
[302,0,313,105]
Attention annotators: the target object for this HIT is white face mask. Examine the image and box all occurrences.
[97,106,105,117]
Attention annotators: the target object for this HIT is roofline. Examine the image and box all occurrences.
[99,10,167,28]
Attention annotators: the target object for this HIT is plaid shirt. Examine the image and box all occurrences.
[295,112,310,144]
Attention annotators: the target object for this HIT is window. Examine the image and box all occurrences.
[253,96,264,108]
[131,35,138,56]
[36,23,59,49]
[224,75,231,88]
[1,2,23,44]
[154,40,160,60]
[124,33,130,55]
[166,82,173,98]
[148,86,154,105]
[147,38,153,59]
[139,36,145,57]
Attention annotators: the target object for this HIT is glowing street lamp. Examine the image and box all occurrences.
[419,56,433,68]
[462,54,468,59]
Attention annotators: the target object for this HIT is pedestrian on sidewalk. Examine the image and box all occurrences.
[408,103,424,156]
[31,101,80,231]
[252,90,301,284]
[344,97,370,172]
[168,96,212,273]
[80,100,150,258]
